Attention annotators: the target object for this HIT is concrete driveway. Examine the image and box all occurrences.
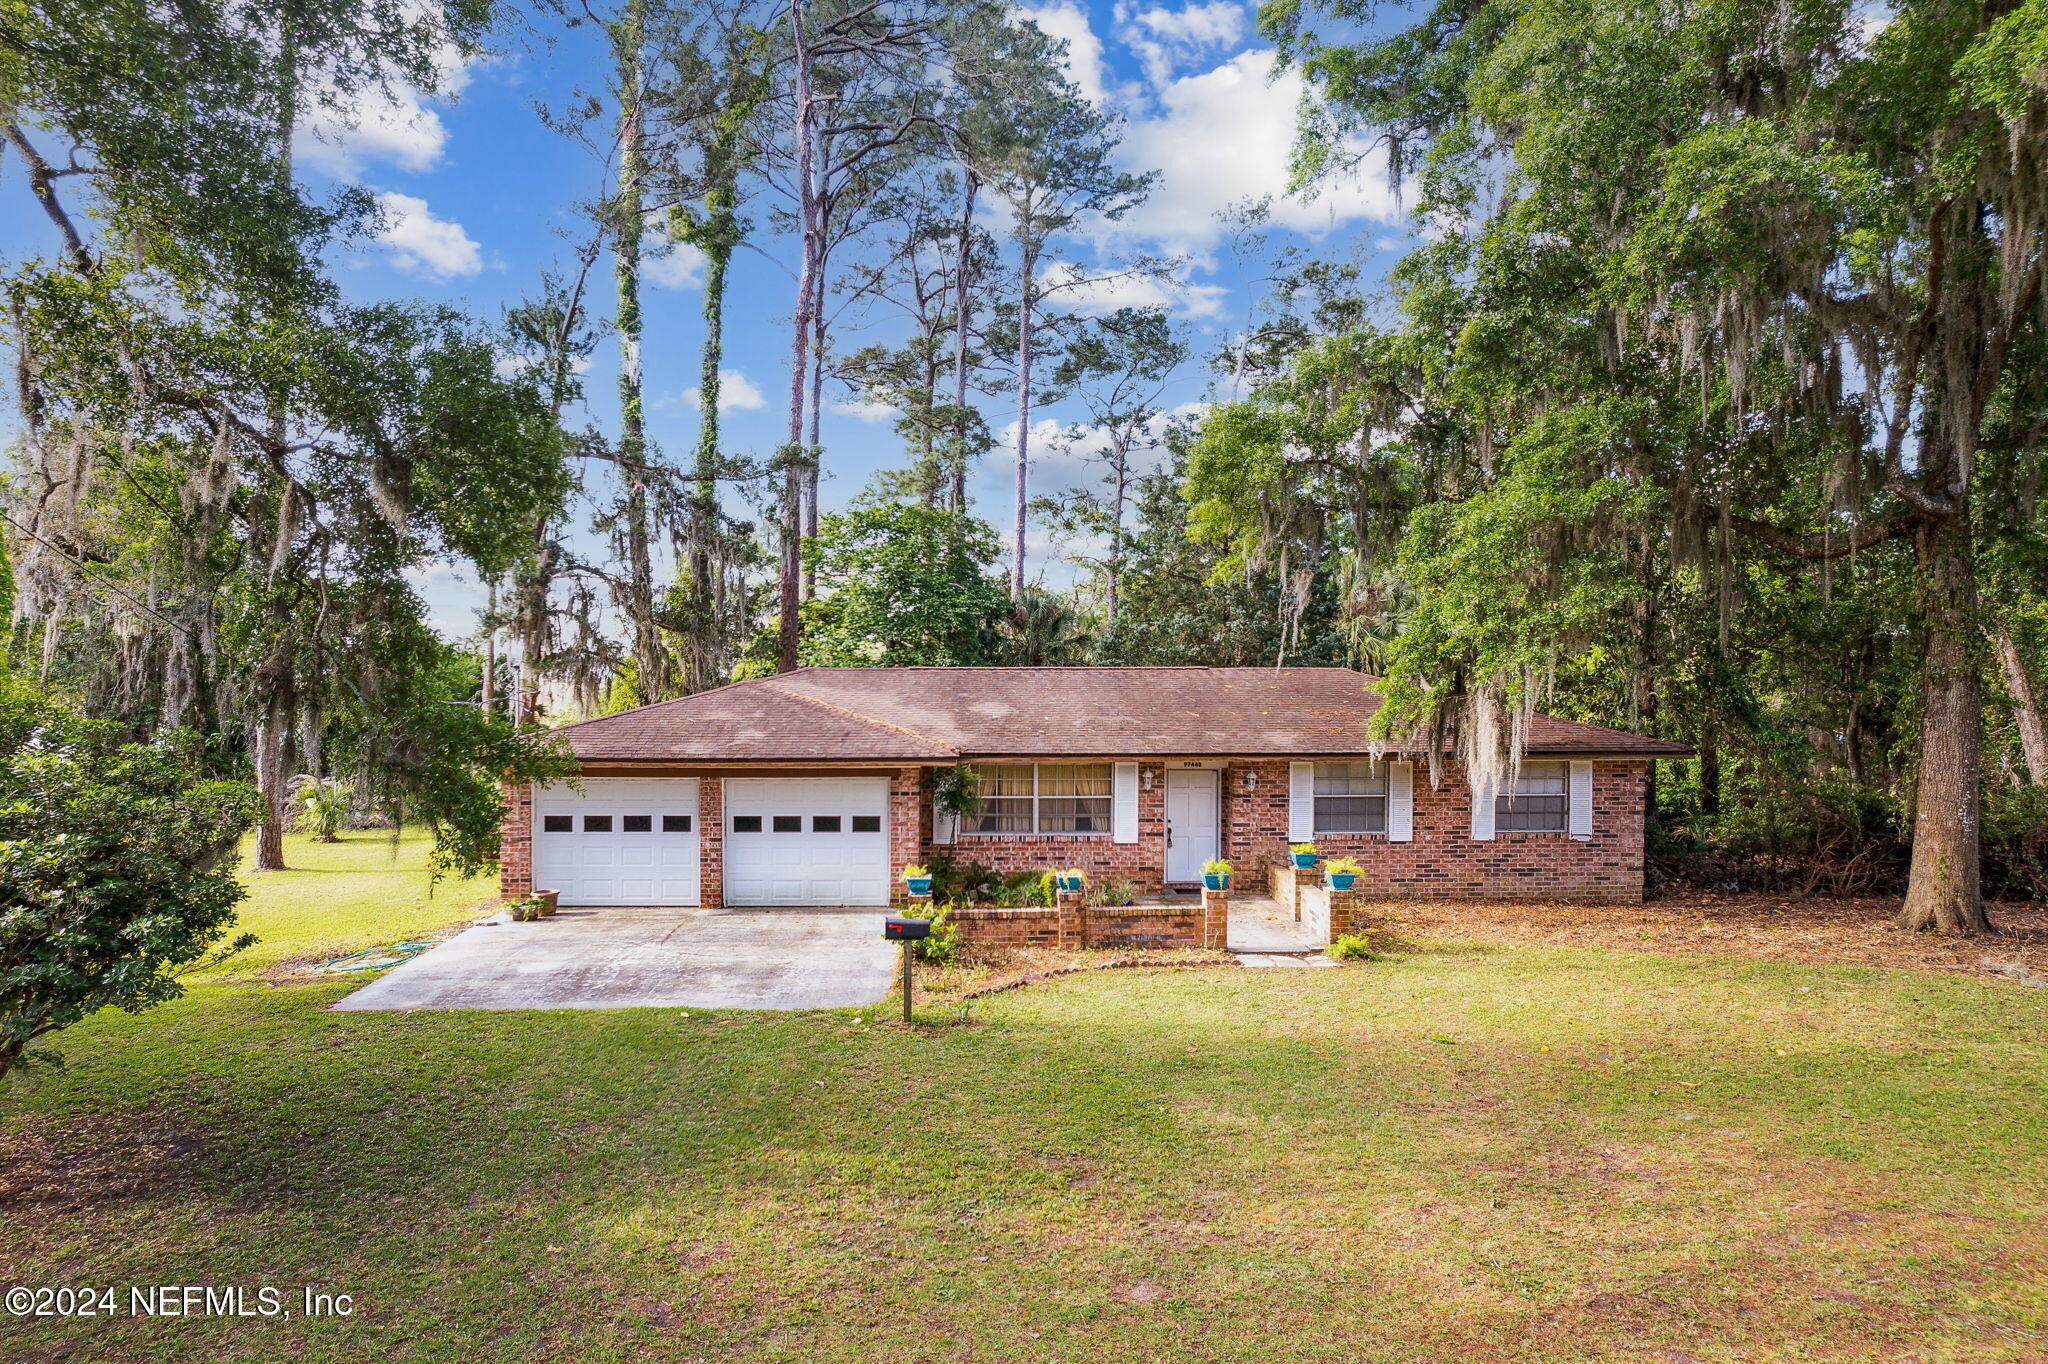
[332,905,897,1012]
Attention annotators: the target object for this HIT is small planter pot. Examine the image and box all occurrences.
[904,877,933,898]
[1291,852,1317,869]
[1055,875,1084,894]
[1328,872,1358,891]
[507,899,542,922]
[1202,872,1231,892]
[534,889,560,918]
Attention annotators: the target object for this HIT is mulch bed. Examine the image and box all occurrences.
[1359,891,2048,985]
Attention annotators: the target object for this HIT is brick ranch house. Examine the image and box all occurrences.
[499,667,1690,929]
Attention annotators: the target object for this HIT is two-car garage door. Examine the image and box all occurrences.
[532,776,889,907]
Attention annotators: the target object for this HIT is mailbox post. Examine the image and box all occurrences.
[883,916,930,1024]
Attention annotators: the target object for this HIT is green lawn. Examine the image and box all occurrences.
[3,836,2045,1361]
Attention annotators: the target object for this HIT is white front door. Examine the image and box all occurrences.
[723,777,891,906]
[532,778,701,906]
[1164,769,1220,883]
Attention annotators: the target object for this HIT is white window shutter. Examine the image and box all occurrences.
[932,807,957,845]
[1569,760,1594,841]
[1288,762,1315,842]
[1388,761,1414,842]
[1469,773,1496,841]
[1113,762,1140,843]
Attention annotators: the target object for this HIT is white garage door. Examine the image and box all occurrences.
[532,778,700,906]
[724,777,890,906]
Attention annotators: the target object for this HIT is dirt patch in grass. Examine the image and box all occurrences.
[0,1113,214,1224]
[1363,891,2048,983]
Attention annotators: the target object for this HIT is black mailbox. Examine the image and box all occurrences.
[885,916,931,942]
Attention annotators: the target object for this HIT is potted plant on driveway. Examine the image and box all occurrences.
[1202,858,1232,891]
[1323,857,1363,891]
[902,864,934,897]
[1289,841,1318,869]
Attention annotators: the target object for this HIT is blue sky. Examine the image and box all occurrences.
[17,0,1416,639]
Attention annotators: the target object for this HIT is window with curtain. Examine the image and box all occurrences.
[1496,761,1568,832]
[1314,761,1388,834]
[965,763,1114,834]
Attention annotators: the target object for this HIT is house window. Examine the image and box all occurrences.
[965,763,1113,835]
[1314,762,1388,834]
[1496,761,1568,832]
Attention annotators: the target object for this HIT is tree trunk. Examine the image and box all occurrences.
[1894,508,1993,933]
[776,0,818,675]
[1010,238,1038,603]
[1698,730,1721,820]
[803,259,826,601]
[482,574,497,716]
[686,197,733,693]
[1107,436,1128,627]
[1993,626,2048,785]
[615,0,666,703]
[949,170,978,514]
[252,687,290,872]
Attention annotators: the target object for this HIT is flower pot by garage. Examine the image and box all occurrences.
[1291,852,1316,869]
[1328,872,1358,891]
[508,899,541,922]
[535,889,560,917]
[1202,872,1230,891]
[904,876,933,898]
[1055,875,1083,893]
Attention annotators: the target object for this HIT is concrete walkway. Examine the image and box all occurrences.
[332,905,897,1012]
[1227,894,1324,955]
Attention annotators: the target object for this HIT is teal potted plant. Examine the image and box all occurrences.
[902,863,934,897]
[1324,857,1363,891]
[1055,868,1085,894]
[1289,841,1318,870]
[1202,858,1232,891]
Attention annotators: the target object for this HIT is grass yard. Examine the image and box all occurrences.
[3,837,2046,1362]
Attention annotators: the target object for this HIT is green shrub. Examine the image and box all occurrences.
[913,904,960,964]
[0,680,263,1078]
[1327,933,1382,962]
[1090,878,1136,907]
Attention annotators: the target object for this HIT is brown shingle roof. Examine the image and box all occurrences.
[556,667,1692,763]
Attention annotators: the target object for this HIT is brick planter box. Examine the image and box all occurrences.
[948,896,1215,950]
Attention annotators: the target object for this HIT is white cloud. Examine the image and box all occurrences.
[683,369,767,414]
[1115,1,1247,86]
[1109,49,1401,253]
[643,235,708,290]
[373,191,483,280]
[1042,260,1229,318]
[830,397,899,423]
[1013,3,1111,103]
[296,43,474,176]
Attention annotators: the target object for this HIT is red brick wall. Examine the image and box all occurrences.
[699,778,724,909]
[499,781,532,899]
[947,904,1205,949]
[888,768,922,907]
[920,759,1178,893]
[922,758,1648,905]
[1224,758,1647,903]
